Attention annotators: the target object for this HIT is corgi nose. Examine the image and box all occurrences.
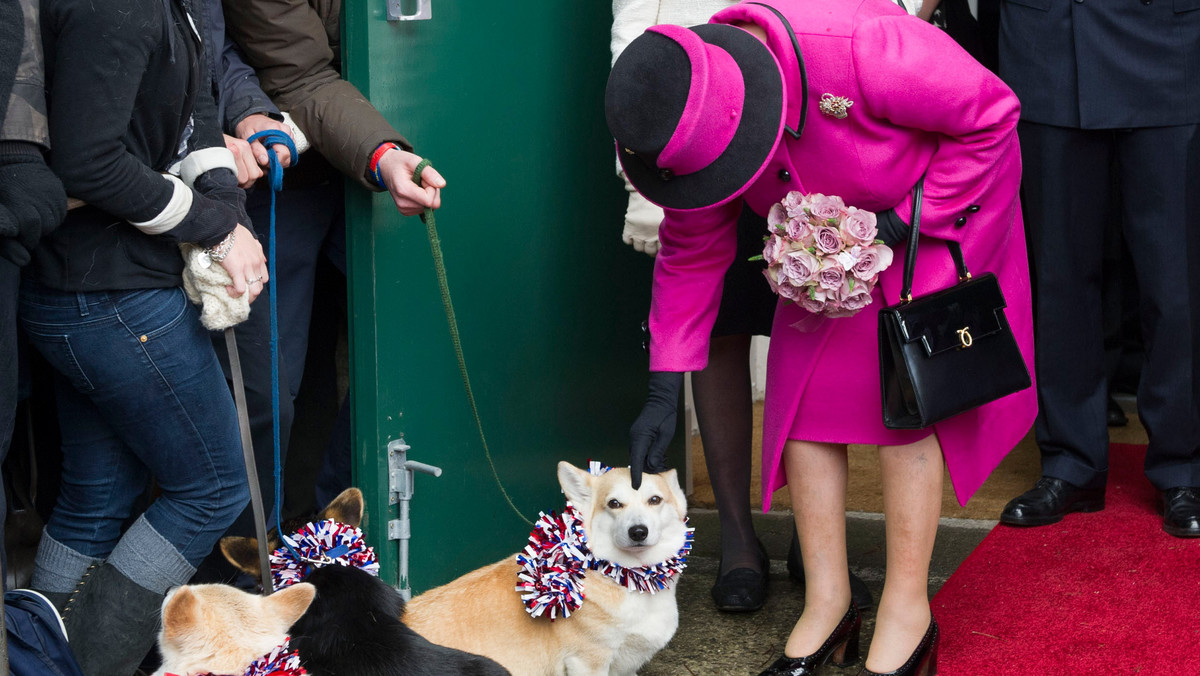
[629,525,649,542]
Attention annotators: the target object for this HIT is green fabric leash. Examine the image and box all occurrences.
[410,159,532,526]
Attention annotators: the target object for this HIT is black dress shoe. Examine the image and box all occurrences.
[788,531,875,610]
[1000,477,1105,527]
[858,618,938,676]
[1160,487,1200,538]
[1106,395,1128,427]
[758,603,861,675]
[711,539,768,612]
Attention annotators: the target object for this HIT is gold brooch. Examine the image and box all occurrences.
[819,93,853,119]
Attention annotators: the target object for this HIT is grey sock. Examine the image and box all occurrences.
[31,531,102,594]
[107,516,196,595]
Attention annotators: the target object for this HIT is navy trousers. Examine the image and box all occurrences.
[1020,122,1200,491]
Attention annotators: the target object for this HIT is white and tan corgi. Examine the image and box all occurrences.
[402,462,690,676]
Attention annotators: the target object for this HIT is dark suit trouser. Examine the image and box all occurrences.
[1019,122,1200,491]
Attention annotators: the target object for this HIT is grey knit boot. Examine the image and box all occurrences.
[61,516,196,676]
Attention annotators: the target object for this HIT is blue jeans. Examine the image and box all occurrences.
[18,283,249,566]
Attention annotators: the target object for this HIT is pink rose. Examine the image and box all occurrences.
[783,191,811,220]
[817,257,845,291]
[767,203,788,234]
[782,249,821,285]
[810,194,846,224]
[785,217,813,242]
[839,207,877,247]
[797,288,827,314]
[812,226,844,255]
[838,278,874,313]
[850,244,895,281]
[763,267,782,294]
[776,279,806,302]
[763,235,785,266]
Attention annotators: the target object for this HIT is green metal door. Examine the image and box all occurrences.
[341,0,679,593]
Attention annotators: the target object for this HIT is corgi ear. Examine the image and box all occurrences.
[660,468,688,519]
[557,461,592,506]
[265,582,316,628]
[220,536,264,578]
[319,487,365,528]
[161,586,198,641]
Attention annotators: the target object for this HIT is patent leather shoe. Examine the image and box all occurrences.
[711,540,769,612]
[1160,487,1200,538]
[1000,477,1105,527]
[858,618,938,676]
[758,603,861,675]
[787,532,874,609]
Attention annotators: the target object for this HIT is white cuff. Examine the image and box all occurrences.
[280,112,311,155]
[178,147,238,188]
[129,174,193,235]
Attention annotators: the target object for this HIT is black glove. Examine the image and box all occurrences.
[628,371,684,489]
[0,141,67,267]
[875,208,909,248]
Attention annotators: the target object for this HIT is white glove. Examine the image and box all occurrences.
[180,244,251,331]
[621,173,664,257]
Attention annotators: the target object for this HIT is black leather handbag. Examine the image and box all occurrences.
[878,179,1031,430]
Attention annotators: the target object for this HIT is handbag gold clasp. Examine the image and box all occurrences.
[957,327,973,348]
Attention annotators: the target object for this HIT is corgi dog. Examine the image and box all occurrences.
[219,487,509,675]
[288,563,510,675]
[152,581,315,676]
[401,462,690,676]
[220,465,689,675]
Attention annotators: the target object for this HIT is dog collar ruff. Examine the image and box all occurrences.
[270,519,380,589]
[166,635,307,676]
[515,502,694,620]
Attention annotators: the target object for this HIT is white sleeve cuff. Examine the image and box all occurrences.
[280,112,311,155]
[129,174,194,235]
[178,147,238,188]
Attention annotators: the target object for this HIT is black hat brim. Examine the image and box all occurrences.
[615,23,785,212]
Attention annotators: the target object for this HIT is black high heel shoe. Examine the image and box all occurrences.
[859,618,938,676]
[758,603,861,676]
[711,539,769,612]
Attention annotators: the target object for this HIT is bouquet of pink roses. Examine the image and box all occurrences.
[759,191,894,318]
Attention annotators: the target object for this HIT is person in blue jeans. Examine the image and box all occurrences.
[24,0,265,673]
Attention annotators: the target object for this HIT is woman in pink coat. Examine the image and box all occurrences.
[608,1,1036,674]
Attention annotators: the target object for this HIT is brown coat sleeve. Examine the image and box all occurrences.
[221,0,413,190]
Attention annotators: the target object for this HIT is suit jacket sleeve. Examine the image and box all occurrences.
[648,199,741,372]
[852,15,1021,244]
[221,0,412,190]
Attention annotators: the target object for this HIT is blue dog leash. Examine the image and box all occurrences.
[247,129,301,591]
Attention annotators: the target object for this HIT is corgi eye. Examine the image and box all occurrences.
[648,495,662,505]
[607,498,623,509]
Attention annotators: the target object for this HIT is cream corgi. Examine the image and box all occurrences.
[402,462,690,676]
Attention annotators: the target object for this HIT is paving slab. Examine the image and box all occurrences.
[642,509,993,675]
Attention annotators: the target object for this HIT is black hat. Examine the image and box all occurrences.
[605,23,785,211]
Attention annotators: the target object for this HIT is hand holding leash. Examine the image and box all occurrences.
[629,371,683,489]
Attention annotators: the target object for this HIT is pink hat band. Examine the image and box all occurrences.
[648,25,745,177]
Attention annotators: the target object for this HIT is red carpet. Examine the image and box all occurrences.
[931,444,1200,675]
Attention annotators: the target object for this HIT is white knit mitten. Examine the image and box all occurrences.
[621,173,664,256]
[180,244,251,331]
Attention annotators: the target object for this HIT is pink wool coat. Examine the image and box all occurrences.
[647,0,1037,509]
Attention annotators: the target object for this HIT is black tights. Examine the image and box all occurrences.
[692,333,762,575]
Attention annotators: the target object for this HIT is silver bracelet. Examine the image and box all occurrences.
[205,229,236,263]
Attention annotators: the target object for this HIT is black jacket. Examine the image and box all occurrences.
[31,0,246,291]
[999,0,1200,128]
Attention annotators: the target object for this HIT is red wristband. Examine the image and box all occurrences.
[368,142,401,189]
